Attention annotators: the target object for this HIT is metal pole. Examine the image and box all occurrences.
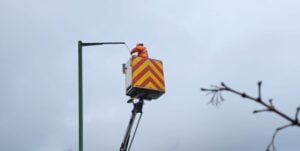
[78,41,83,151]
[77,41,126,151]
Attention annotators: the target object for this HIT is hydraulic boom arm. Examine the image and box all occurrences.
[120,99,144,151]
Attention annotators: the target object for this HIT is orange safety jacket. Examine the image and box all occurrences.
[131,45,149,58]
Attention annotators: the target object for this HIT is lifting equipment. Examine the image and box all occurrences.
[120,44,165,151]
[120,99,144,151]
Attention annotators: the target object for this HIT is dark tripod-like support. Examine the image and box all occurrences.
[120,99,144,151]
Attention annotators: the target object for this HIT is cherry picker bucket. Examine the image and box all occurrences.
[123,56,165,100]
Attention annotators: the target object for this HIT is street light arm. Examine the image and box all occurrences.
[79,41,126,47]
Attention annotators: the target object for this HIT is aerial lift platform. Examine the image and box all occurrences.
[120,56,165,151]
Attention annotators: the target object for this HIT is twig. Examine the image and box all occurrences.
[295,107,300,122]
[253,109,271,114]
[258,81,262,101]
[269,99,274,108]
[266,124,293,151]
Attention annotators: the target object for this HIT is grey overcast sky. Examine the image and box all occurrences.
[1,0,300,151]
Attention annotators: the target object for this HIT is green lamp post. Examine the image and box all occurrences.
[78,41,126,151]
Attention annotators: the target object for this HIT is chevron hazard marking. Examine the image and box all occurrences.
[131,57,165,91]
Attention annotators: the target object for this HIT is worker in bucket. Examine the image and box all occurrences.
[130,43,149,58]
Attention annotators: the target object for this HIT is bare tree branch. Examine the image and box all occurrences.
[201,82,300,150]
[266,124,293,151]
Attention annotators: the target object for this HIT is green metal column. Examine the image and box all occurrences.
[77,41,125,151]
[78,41,83,151]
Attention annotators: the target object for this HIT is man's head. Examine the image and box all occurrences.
[137,43,144,46]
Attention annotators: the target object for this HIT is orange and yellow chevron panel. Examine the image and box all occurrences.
[131,56,165,92]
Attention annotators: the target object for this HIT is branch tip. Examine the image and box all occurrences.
[258,81,262,99]
[258,81,262,85]
[269,99,273,104]
[295,107,300,121]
